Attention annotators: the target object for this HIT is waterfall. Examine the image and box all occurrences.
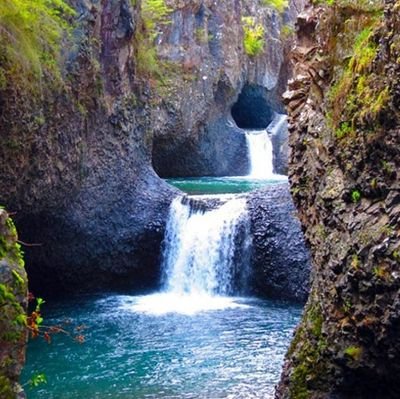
[245,113,288,179]
[245,129,274,178]
[161,196,250,297]
[267,113,287,138]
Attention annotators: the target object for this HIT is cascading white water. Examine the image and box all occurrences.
[245,129,274,178]
[267,113,288,138]
[245,113,288,179]
[162,196,249,297]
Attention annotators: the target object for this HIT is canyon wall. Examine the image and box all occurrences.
[277,1,400,397]
[0,0,300,296]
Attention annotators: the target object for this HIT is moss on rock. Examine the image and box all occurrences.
[0,208,28,399]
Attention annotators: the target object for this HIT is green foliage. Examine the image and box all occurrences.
[372,265,389,280]
[0,375,14,399]
[261,0,289,13]
[0,209,27,399]
[280,24,294,40]
[351,189,361,203]
[288,301,329,398]
[350,254,360,269]
[328,12,389,135]
[136,0,172,80]
[315,0,383,11]
[335,121,353,139]
[141,0,172,38]
[242,17,265,57]
[0,0,75,92]
[351,28,377,71]
[28,373,47,388]
[344,345,363,361]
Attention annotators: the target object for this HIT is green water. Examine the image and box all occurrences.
[22,294,301,399]
[165,176,287,195]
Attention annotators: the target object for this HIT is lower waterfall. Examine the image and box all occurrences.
[162,196,251,296]
[130,194,251,315]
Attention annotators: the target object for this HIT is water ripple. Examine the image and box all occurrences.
[22,294,301,399]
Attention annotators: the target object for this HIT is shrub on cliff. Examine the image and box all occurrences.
[242,17,265,57]
[262,0,289,13]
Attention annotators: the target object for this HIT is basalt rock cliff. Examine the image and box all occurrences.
[277,1,400,397]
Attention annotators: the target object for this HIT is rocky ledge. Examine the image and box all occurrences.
[247,184,310,302]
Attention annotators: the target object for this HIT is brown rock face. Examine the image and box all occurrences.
[277,1,400,398]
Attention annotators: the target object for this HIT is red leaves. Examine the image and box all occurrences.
[43,332,51,344]
[75,334,85,344]
[26,295,87,345]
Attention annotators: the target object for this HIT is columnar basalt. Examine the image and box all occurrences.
[277,1,400,397]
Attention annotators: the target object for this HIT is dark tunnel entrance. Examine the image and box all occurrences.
[231,84,276,129]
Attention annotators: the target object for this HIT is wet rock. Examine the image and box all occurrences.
[247,184,311,302]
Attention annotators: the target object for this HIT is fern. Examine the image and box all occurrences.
[242,17,265,57]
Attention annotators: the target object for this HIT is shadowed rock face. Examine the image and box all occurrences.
[231,84,277,129]
[18,174,178,296]
[247,185,310,302]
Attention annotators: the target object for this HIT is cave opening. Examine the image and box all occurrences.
[231,84,276,129]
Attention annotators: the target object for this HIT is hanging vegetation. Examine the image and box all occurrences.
[0,0,75,92]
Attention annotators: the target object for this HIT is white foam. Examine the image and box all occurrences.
[162,196,249,296]
[120,293,248,316]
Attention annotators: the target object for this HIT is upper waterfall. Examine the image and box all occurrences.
[245,129,274,178]
[245,113,287,179]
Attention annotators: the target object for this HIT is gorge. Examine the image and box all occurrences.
[1,0,399,398]
[20,105,309,398]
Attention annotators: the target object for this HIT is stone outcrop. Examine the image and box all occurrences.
[0,210,27,399]
[247,184,310,302]
[277,1,400,397]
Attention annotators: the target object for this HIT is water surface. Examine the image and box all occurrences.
[22,294,301,399]
[166,176,287,195]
